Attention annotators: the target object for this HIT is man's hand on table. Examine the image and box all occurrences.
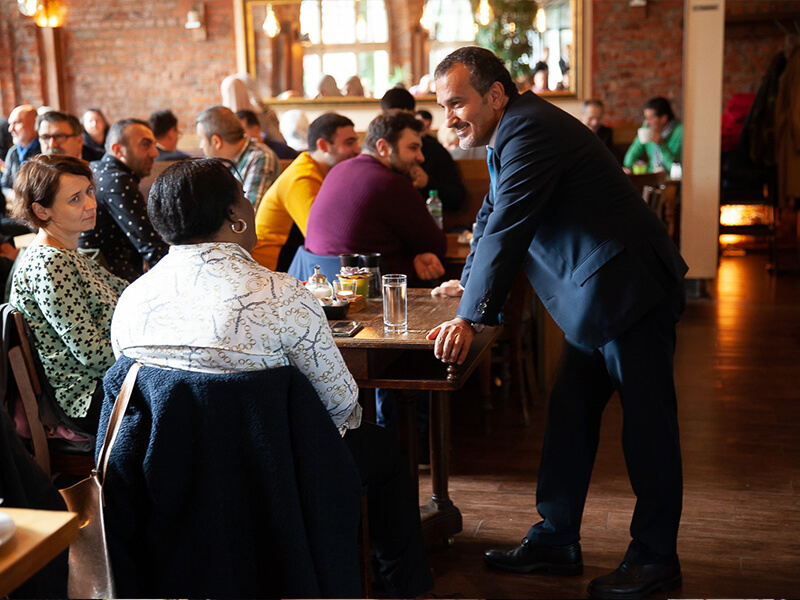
[427,317,475,365]
[413,252,445,280]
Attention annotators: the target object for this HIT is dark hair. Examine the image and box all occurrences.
[307,113,355,152]
[380,88,416,112]
[532,61,549,76]
[195,105,246,145]
[147,158,242,244]
[148,109,179,139]
[434,46,518,98]
[105,118,151,153]
[35,111,82,136]
[81,108,109,133]
[12,154,93,228]
[236,109,260,129]
[644,97,675,121]
[363,111,423,153]
[583,99,605,111]
[415,109,433,122]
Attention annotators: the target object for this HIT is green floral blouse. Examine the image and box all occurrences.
[10,245,128,418]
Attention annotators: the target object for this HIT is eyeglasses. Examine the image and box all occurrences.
[39,132,79,143]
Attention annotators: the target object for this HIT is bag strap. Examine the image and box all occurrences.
[96,362,142,487]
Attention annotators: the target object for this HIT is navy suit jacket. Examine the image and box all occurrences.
[459,91,688,349]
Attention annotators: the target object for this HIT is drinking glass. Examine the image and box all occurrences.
[382,274,407,333]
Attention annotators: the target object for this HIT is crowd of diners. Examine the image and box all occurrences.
[0,44,686,600]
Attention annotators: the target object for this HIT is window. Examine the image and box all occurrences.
[424,0,477,76]
[300,0,390,97]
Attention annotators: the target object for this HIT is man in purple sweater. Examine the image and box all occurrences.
[305,111,447,284]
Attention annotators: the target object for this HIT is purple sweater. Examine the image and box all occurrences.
[305,154,447,278]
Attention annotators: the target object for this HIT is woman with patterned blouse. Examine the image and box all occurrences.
[111,158,432,599]
[10,155,128,432]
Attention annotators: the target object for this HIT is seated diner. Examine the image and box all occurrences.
[9,154,128,433]
[110,157,433,599]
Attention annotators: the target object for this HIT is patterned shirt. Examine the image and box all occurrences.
[111,242,361,434]
[232,139,280,209]
[10,245,128,418]
[79,154,169,282]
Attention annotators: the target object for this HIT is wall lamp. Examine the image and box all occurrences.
[185,2,208,41]
[18,0,67,27]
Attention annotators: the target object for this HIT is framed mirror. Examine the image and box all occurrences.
[240,0,579,101]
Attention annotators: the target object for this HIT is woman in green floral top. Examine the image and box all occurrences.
[9,155,127,432]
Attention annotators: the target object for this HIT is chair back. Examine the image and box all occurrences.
[627,171,667,199]
[642,184,667,218]
[99,355,363,598]
[287,246,342,282]
[0,304,95,477]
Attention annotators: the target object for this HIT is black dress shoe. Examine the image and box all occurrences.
[587,559,682,599]
[484,538,583,575]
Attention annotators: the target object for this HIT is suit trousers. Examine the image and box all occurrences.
[343,420,432,597]
[527,281,685,564]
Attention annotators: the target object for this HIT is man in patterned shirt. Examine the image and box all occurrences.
[79,118,169,282]
[195,105,279,209]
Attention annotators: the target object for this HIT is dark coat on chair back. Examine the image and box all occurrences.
[100,355,363,599]
[460,91,688,348]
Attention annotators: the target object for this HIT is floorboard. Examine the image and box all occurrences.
[422,252,800,599]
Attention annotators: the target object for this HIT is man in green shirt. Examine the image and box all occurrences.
[623,96,683,174]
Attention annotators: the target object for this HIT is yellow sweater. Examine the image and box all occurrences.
[251,152,324,270]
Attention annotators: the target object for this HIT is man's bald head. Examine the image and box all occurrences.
[8,105,38,147]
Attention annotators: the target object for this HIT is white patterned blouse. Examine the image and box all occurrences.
[111,242,361,433]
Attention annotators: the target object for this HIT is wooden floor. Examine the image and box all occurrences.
[421,252,800,599]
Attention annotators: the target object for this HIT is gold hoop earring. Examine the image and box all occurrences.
[231,218,248,234]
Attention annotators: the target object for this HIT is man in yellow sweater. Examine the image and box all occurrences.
[251,113,360,270]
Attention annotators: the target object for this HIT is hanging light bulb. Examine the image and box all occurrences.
[535,7,547,33]
[477,0,492,27]
[263,4,280,38]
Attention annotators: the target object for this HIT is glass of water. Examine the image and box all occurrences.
[382,274,407,333]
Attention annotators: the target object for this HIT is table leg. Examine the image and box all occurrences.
[420,390,462,545]
[397,390,419,484]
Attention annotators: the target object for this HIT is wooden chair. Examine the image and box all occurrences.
[627,171,667,200]
[1,306,94,479]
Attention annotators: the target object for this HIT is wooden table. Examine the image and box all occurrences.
[0,508,79,596]
[336,289,501,544]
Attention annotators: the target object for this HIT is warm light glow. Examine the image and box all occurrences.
[263,4,280,37]
[18,0,39,17]
[719,205,771,227]
[420,2,432,31]
[508,21,516,35]
[356,14,367,41]
[535,7,547,33]
[477,0,492,27]
[30,0,65,27]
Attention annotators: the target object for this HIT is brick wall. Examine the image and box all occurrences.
[591,0,791,128]
[592,0,685,127]
[1,0,794,136]
[62,0,238,130]
[1,0,238,129]
[0,3,45,114]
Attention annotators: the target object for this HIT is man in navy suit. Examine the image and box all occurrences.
[427,47,688,599]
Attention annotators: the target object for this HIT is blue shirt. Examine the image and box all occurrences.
[15,137,41,164]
